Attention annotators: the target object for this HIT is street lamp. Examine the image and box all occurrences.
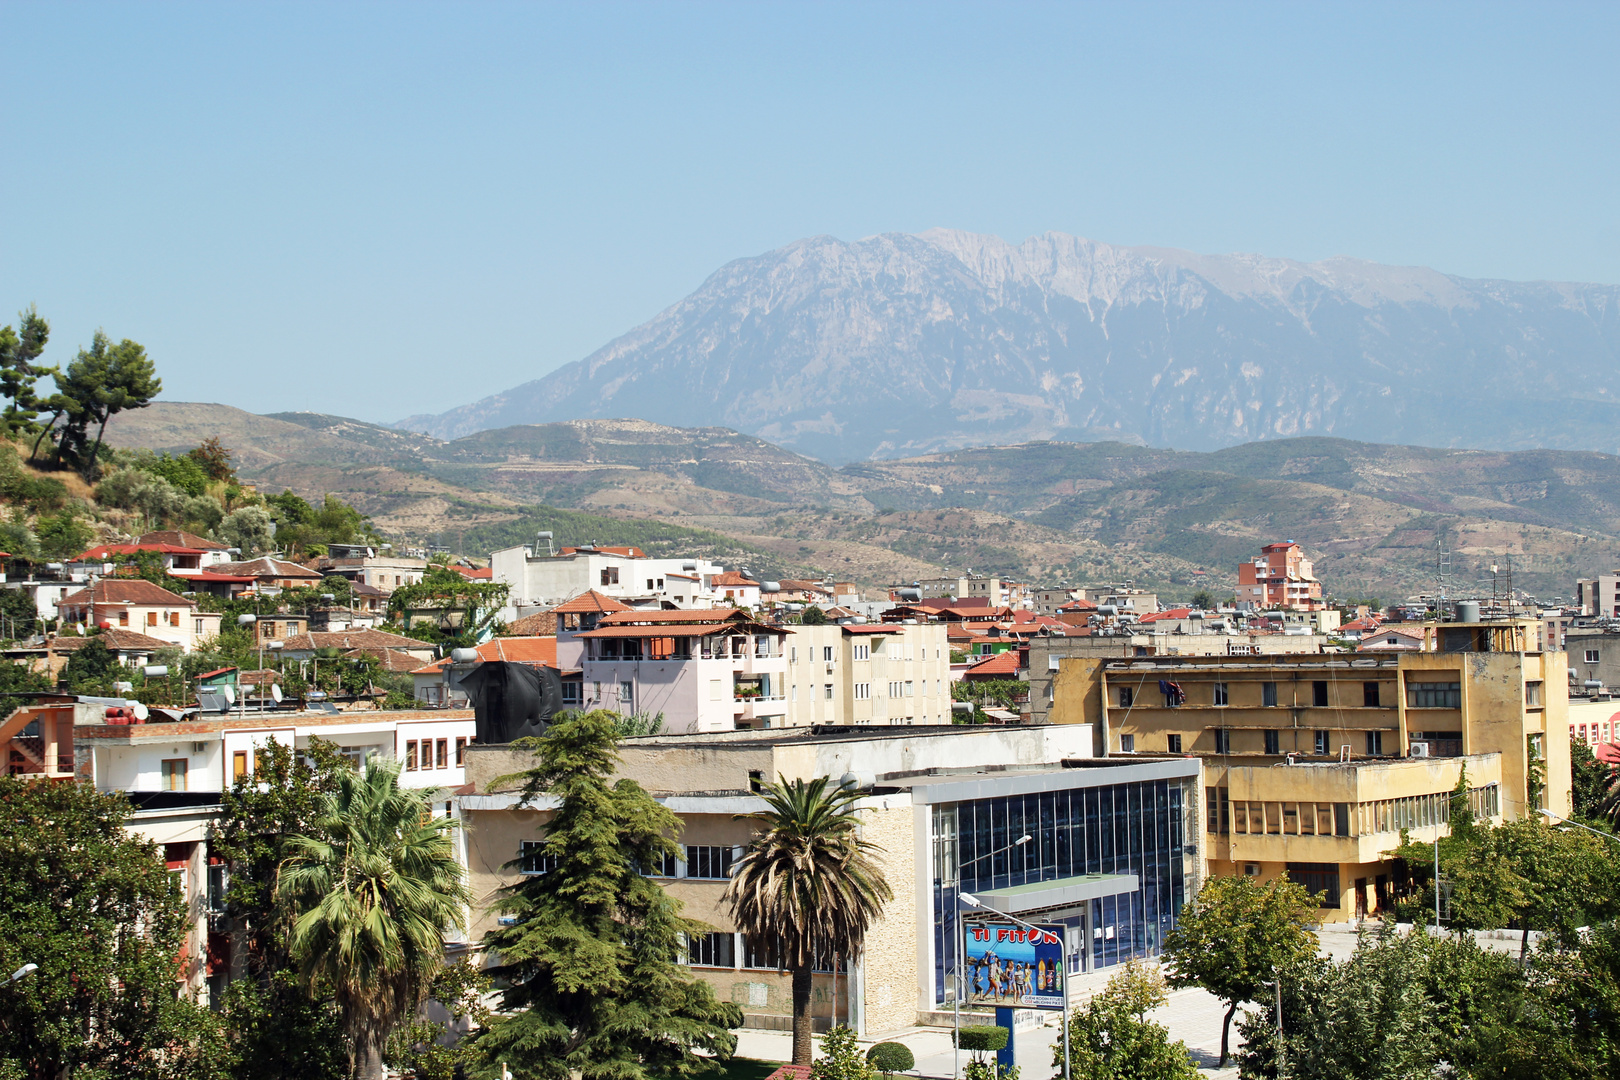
[958,892,1069,1080]
[1539,808,1620,844]
[8,963,37,984]
[952,835,1032,1080]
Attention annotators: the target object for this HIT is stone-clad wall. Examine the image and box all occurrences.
[855,795,919,1036]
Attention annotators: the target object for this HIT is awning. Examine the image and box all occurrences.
[971,872,1139,914]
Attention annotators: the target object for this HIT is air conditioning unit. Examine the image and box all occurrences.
[1409,741,1430,758]
[192,742,208,754]
[825,663,835,674]
[1244,863,1261,877]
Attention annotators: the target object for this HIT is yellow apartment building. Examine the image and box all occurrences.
[1049,619,1569,920]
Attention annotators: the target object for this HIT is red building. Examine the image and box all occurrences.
[1237,541,1325,611]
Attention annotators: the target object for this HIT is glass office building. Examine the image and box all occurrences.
[919,758,1201,1006]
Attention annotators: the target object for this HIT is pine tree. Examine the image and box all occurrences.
[473,710,742,1080]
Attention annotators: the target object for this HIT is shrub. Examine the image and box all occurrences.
[811,1026,875,1080]
[955,1026,1009,1053]
[867,1042,915,1074]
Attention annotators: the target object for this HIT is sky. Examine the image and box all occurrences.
[4,1,1617,423]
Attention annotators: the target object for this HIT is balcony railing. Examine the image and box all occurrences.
[734,691,786,703]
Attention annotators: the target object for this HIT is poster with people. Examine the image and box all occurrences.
[962,921,1066,1009]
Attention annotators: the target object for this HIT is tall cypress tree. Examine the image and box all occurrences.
[474,710,742,1080]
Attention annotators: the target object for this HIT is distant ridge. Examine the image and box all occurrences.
[397,229,1620,463]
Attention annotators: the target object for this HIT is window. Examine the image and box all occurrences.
[1214,729,1231,754]
[1366,731,1384,756]
[147,611,158,627]
[119,610,129,626]
[1263,681,1278,707]
[1167,734,1182,753]
[1264,730,1280,754]
[233,750,248,780]
[687,931,735,968]
[520,841,558,875]
[436,738,448,769]
[170,611,180,627]
[1363,682,1380,708]
[1315,730,1329,755]
[791,685,798,701]
[195,619,205,635]
[652,849,680,877]
[562,682,581,704]
[1213,683,1229,706]
[1586,649,1601,664]
[1334,803,1351,836]
[853,644,869,660]
[686,845,734,879]
[161,758,188,792]
[1286,863,1341,908]
[790,647,797,663]
[1312,681,1329,707]
[1119,734,1135,752]
[823,646,834,662]
[1205,786,1230,834]
[601,567,619,586]
[855,683,870,700]
[1118,687,1133,708]
[1525,681,1543,707]
[619,682,634,711]
[1405,682,1461,709]
[405,740,418,770]
[646,579,655,591]
[825,684,833,700]
[455,737,468,765]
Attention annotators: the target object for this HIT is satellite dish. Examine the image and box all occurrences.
[270,684,283,703]
[132,702,149,721]
[222,685,236,704]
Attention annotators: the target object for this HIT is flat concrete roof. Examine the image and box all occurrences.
[970,872,1141,914]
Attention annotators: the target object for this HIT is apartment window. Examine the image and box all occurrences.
[646,579,655,591]
[823,647,834,662]
[790,647,797,663]
[405,740,418,770]
[1366,731,1384,756]
[1118,687,1133,708]
[194,619,205,635]
[1264,730,1280,755]
[791,685,798,701]
[601,567,619,586]
[1315,730,1329,755]
[653,849,680,877]
[888,681,900,697]
[562,682,582,705]
[161,758,188,792]
[1262,681,1277,707]
[1363,682,1380,708]
[520,841,558,876]
[853,644,869,660]
[1586,649,1601,664]
[1205,785,1230,834]
[620,682,634,711]
[1167,734,1182,753]
[1286,863,1341,908]
[904,680,914,697]
[147,611,158,627]
[1334,803,1351,836]
[686,845,734,880]
[1312,681,1329,707]
[232,750,248,780]
[1214,729,1231,754]
[855,683,870,700]
[1119,734,1135,753]
[687,931,735,968]
[435,738,448,769]
[1525,681,1543,707]
[825,684,833,700]
[119,610,129,626]
[1213,683,1229,706]
[1406,682,1461,709]
[455,737,468,765]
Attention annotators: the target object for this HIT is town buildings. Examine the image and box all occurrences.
[1575,573,1620,618]
[1236,542,1325,612]
[315,545,428,594]
[1075,585,1159,613]
[781,622,953,727]
[456,723,1199,1035]
[56,579,223,653]
[1048,618,1570,921]
[489,542,727,620]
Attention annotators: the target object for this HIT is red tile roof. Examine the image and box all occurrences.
[283,629,430,652]
[711,571,757,587]
[410,636,558,675]
[552,589,633,615]
[342,647,424,672]
[76,543,207,559]
[214,557,324,580]
[60,579,197,609]
[598,609,752,625]
[138,530,231,551]
[47,628,176,652]
[963,650,1022,677]
[1139,608,1194,623]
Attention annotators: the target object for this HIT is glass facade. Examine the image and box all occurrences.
[929,775,1195,1005]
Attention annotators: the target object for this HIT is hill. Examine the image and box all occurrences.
[99,404,1620,603]
[397,229,1620,462]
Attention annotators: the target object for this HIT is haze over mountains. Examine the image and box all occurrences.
[399,229,1620,463]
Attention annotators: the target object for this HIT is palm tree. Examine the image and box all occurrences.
[276,759,470,1080]
[723,776,893,1065]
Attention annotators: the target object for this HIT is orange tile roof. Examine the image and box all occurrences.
[60,579,197,609]
[559,545,645,558]
[138,530,231,551]
[552,589,633,615]
[1139,608,1194,623]
[711,571,757,587]
[411,636,559,674]
[963,651,1022,677]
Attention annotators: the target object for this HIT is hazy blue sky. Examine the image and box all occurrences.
[4,2,1616,423]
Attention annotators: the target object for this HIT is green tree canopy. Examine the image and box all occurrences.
[386,566,510,648]
[0,776,224,1079]
[1061,961,1199,1080]
[276,759,469,1080]
[0,305,54,436]
[1162,874,1320,1067]
[474,709,743,1080]
[724,775,893,1065]
[48,330,162,477]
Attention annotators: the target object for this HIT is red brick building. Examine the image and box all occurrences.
[1237,541,1325,611]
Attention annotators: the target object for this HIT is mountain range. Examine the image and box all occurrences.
[399,229,1620,462]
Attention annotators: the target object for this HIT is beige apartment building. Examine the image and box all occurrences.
[1049,619,1569,921]
[783,623,953,727]
[456,723,1199,1035]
